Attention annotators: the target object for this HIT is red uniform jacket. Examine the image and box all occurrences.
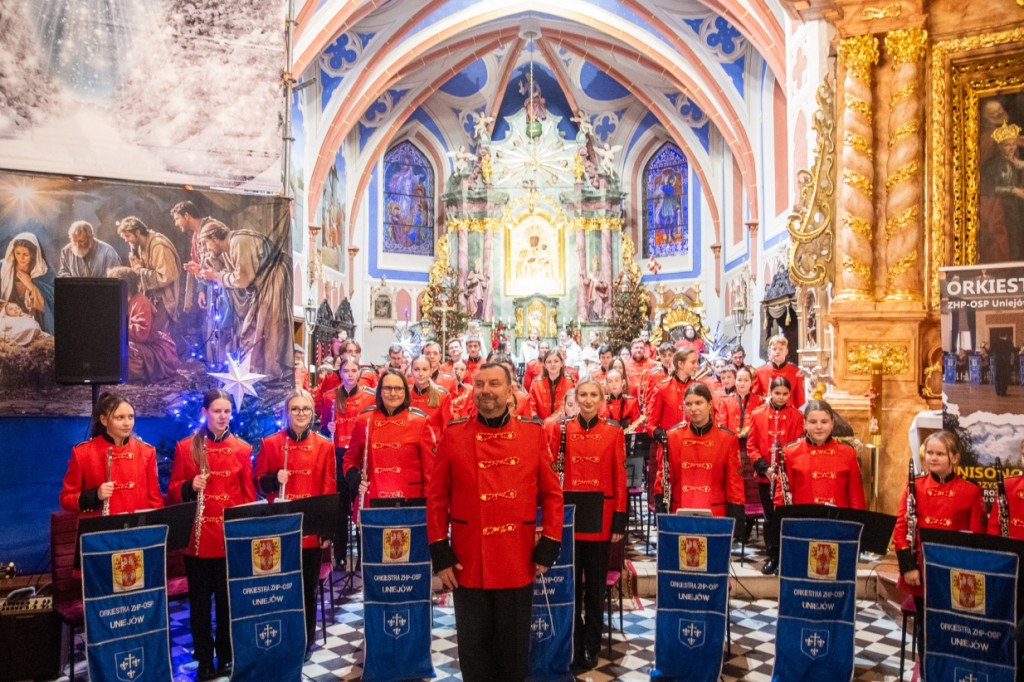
[775,437,865,509]
[601,394,642,429]
[654,423,743,515]
[255,429,337,548]
[345,407,436,504]
[546,416,627,542]
[430,369,456,393]
[714,391,763,436]
[646,376,694,435]
[732,363,759,394]
[754,361,805,408]
[359,367,379,389]
[746,403,804,483]
[168,432,256,557]
[522,359,543,392]
[894,472,984,595]
[512,388,536,419]
[427,414,564,589]
[589,368,607,385]
[529,375,575,420]
[60,435,164,515]
[409,384,449,436]
[988,475,1024,539]
[444,383,476,424]
[625,358,656,399]
[639,364,671,406]
[701,375,724,395]
[330,385,377,449]
[463,357,484,384]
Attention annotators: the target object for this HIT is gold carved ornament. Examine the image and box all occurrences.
[837,35,880,81]
[843,169,874,199]
[929,27,1024,308]
[447,217,502,232]
[921,360,942,399]
[889,83,918,108]
[846,343,910,375]
[888,120,920,148]
[861,2,901,21]
[844,94,873,121]
[841,255,872,284]
[885,205,920,240]
[844,213,873,240]
[788,79,837,288]
[567,217,624,232]
[885,28,928,65]
[885,250,918,288]
[420,234,452,313]
[885,161,921,192]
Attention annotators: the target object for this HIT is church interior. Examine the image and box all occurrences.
[3,0,1024,680]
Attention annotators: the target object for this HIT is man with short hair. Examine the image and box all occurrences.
[731,345,758,395]
[427,363,563,682]
[590,344,613,384]
[171,201,209,312]
[57,220,121,278]
[754,335,805,408]
[625,338,656,397]
[464,337,484,383]
[440,338,464,375]
[118,215,181,333]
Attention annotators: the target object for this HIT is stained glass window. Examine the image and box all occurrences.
[383,140,434,256]
[643,143,689,258]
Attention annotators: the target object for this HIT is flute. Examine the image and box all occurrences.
[280,438,289,501]
[194,439,208,552]
[357,417,370,522]
[102,447,113,516]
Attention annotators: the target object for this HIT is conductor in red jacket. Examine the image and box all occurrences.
[427,362,564,682]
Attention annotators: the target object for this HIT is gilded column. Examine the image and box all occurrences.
[835,35,879,301]
[883,28,928,301]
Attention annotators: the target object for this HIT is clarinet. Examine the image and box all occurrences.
[661,428,671,511]
[557,421,567,487]
[777,441,793,505]
[906,456,918,562]
[996,457,1010,538]
[102,446,113,516]
[280,438,290,501]
[769,409,781,501]
[194,439,208,552]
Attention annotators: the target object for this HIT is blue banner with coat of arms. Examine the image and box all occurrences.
[773,518,862,682]
[651,514,734,682]
[225,513,306,681]
[528,504,575,682]
[81,524,172,682]
[360,506,434,682]
[923,542,1018,682]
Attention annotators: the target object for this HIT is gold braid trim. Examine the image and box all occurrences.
[843,213,874,239]
[843,169,874,199]
[885,205,920,240]
[886,250,918,285]
[888,120,920,148]
[885,28,928,65]
[844,94,873,121]
[838,35,880,80]
[843,131,873,159]
[889,83,918,107]
[885,161,921,191]
[842,255,872,283]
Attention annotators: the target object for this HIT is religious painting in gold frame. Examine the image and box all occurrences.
[931,30,1024,307]
[503,193,566,297]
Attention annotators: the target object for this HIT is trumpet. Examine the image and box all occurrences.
[194,440,208,552]
[102,446,112,516]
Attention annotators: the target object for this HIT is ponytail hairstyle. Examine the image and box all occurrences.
[89,391,134,438]
[191,389,234,467]
[412,356,443,408]
[333,356,361,415]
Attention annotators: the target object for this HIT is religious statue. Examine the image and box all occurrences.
[584,257,610,321]
[515,224,555,281]
[596,142,622,179]
[460,258,489,319]
[473,112,495,144]
[519,78,547,122]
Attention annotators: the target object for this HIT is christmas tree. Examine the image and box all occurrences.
[607,233,649,353]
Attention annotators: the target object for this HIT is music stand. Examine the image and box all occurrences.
[223,493,344,542]
[368,497,427,508]
[775,504,896,556]
[75,502,197,569]
[562,491,604,535]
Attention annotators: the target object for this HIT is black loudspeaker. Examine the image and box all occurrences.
[55,277,128,384]
[0,607,61,681]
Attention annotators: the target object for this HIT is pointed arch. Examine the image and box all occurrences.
[381,139,435,257]
[643,142,690,259]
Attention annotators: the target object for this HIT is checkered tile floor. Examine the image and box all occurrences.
[59,574,912,681]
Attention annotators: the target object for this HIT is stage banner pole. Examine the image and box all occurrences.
[651,514,734,682]
[772,518,862,682]
[225,512,305,681]
[81,524,172,682]
[528,504,575,682]
[923,541,1018,682]
[360,506,434,682]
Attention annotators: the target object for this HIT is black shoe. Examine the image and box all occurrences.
[761,558,778,575]
[196,663,219,681]
[216,660,232,677]
[304,647,313,662]
[580,647,598,669]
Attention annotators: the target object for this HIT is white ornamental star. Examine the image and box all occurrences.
[209,354,267,408]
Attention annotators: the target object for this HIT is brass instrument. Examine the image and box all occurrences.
[623,412,645,434]
[996,457,1010,538]
[906,456,918,561]
[194,439,208,552]
[102,447,112,516]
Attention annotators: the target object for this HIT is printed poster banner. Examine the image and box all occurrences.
[225,513,305,682]
[773,518,861,682]
[652,514,734,682]
[940,263,1024,504]
[81,524,172,682]
[923,541,1018,682]
[528,505,575,682]
[360,506,434,682]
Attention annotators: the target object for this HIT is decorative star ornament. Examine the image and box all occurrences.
[209,354,267,408]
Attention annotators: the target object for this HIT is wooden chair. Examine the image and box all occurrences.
[316,546,336,644]
[50,511,83,682]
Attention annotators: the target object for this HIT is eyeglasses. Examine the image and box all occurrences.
[380,386,406,393]
[289,406,313,415]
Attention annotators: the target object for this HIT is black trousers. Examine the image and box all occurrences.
[301,546,323,649]
[183,555,230,666]
[574,539,610,654]
[759,481,779,560]
[453,583,533,682]
[334,446,350,559]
